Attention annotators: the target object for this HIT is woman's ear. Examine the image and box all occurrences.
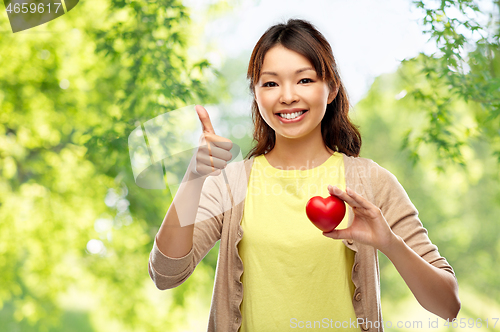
[328,85,339,104]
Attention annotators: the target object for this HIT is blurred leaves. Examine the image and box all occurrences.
[0,0,225,331]
[1,0,500,331]
[404,0,500,168]
[355,57,500,307]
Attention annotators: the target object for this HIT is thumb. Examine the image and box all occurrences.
[195,105,216,134]
[322,228,349,240]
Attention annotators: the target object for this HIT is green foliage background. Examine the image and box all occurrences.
[0,0,498,331]
[0,0,223,331]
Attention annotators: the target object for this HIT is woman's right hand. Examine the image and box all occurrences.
[190,105,233,178]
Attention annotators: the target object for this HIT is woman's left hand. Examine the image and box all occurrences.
[323,185,398,253]
[324,186,461,321]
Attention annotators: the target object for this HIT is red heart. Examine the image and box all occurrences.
[306,195,346,232]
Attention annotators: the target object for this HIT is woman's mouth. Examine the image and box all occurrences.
[275,110,308,123]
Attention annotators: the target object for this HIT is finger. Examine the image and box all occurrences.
[210,144,233,162]
[204,133,233,151]
[192,164,221,177]
[195,105,216,134]
[345,187,374,210]
[322,228,351,240]
[328,185,362,208]
[196,152,228,170]
[199,143,233,162]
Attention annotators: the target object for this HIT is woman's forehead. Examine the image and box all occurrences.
[260,46,316,75]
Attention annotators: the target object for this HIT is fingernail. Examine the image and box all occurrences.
[328,185,333,191]
[346,187,352,195]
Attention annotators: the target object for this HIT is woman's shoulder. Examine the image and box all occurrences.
[225,156,254,176]
[342,153,377,167]
[341,153,399,185]
[342,153,382,173]
[343,154,413,206]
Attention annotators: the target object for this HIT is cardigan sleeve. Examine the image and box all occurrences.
[148,174,225,290]
[371,163,455,276]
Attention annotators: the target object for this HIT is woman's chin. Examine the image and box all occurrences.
[276,130,308,140]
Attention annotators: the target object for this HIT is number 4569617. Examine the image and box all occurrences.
[6,2,62,14]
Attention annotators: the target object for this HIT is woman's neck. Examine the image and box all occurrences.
[264,132,334,170]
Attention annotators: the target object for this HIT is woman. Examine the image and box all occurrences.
[149,19,460,331]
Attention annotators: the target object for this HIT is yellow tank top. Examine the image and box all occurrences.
[238,153,358,331]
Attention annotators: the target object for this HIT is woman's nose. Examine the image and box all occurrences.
[279,84,299,104]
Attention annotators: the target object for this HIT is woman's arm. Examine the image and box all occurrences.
[149,105,233,289]
[149,171,224,290]
[381,233,460,320]
[156,171,203,258]
[323,185,460,320]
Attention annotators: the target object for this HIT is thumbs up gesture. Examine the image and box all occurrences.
[190,105,234,177]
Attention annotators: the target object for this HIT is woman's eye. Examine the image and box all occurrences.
[299,78,313,84]
[262,82,277,87]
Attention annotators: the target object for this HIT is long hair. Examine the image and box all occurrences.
[245,19,362,159]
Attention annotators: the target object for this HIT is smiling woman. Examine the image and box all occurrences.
[149,18,460,332]
[246,19,361,167]
[254,45,335,140]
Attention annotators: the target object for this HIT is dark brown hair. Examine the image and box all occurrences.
[245,19,361,159]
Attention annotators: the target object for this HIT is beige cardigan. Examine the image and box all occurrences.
[148,154,455,332]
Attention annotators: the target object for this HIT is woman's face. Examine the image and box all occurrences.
[254,45,336,140]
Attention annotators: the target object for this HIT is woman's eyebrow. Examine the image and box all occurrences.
[261,67,315,76]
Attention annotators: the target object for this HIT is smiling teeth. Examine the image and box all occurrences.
[279,111,305,119]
